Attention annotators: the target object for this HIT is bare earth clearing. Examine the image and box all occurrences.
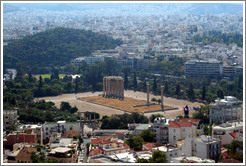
[79,96,173,113]
[38,90,204,119]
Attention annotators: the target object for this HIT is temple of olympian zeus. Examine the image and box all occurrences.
[103,76,124,99]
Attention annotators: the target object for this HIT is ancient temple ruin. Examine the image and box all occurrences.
[103,76,124,99]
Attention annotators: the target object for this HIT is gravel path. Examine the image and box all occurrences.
[37,90,204,118]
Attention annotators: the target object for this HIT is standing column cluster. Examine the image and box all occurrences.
[103,76,124,99]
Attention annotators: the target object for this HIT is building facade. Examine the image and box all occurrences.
[42,121,80,144]
[149,117,169,144]
[210,96,243,124]
[185,59,223,78]
[3,110,18,133]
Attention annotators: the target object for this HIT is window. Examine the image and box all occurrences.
[173,129,176,133]
[173,136,176,140]
[183,128,185,132]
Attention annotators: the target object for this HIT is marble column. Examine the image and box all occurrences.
[147,83,150,106]
[103,78,106,97]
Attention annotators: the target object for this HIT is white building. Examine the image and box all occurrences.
[149,117,169,144]
[212,121,243,145]
[152,145,179,162]
[42,121,80,144]
[179,135,221,161]
[210,96,243,124]
[171,156,215,163]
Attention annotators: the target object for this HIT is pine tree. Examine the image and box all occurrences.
[217,89,224,99]
[153,77,157,94]
[164,81,168,95]
[202,85,206,100]
[124,70,128,89]
[176,83,180,98]
[133,72,137,91]
[187,83,195,101]
[39,76,43,88]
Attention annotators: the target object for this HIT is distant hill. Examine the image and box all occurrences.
[3,4,21,13]
[3,28,122,68]
[9,3,243,15]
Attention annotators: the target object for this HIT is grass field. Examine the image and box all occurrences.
[34,74,66,80]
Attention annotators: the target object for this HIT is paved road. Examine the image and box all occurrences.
[83,138,90,163]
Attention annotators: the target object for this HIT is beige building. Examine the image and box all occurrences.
[3,110,18,133]
[210,96,242,124]
[47,147,77,163]
[7,145,37,163]
[168,121,197,145]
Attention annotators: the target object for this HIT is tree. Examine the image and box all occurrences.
[202,85,206,100]
[187,83,195,101]
[150,150,168,163]
[124,69,129,89]
[149,114,164,123]
[137,150,168,163]
[38,76,43,88]
[70,106,78,114]
[217,89,224,99]
[60,102,72,111]
[141,129,155,142]
[132,136,144,151]
[75,76,80,93]
[153,77,157,94]
[175,83,180,98]
[164,81,168,95]
[133,72,138,91]
[28,72,33,83]
[151,98,157,103]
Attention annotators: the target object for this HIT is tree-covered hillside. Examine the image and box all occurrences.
[4,27,122,68]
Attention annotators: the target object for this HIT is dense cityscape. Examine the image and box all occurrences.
[2,2,244,164]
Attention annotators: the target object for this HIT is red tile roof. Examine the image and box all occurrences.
[229,132,237,139]
[169,121,195,128]
[89,149,103,157]
[91,136,111,145]
[179,118,200,123]
[222,152,232,158]
[222,158,242,163]
[143,143,162,150]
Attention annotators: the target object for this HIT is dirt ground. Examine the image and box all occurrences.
[38,90,204,119]
[79,96,172,113]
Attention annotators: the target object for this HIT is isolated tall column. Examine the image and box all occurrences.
[147,83,150,106]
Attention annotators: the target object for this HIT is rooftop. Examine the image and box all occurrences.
[49,147,72,154]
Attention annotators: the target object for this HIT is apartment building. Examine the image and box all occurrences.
[212,121,243,145]
[18,124,43,145]
[3,110,18,133]
[185,59,223,78]
[210,96,243,124]
[149,117,169,144]
[180,135,221,161]
[168,121,197,145]
[42,121,80,144]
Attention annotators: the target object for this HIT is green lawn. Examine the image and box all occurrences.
[34,74,66,80]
